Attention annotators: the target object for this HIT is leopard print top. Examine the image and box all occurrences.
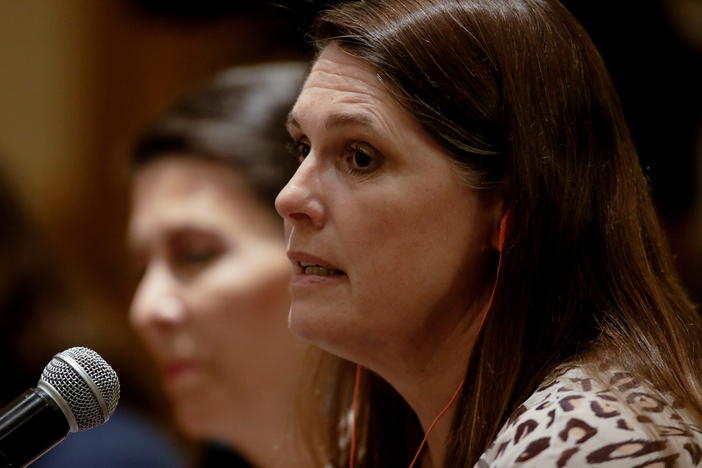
[477,365,702,467]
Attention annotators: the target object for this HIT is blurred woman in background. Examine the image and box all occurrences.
[128,62,308,468]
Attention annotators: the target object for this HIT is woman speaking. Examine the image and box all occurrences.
[275,0,702,466]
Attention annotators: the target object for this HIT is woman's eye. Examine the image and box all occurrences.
[345,143,381,174]
[175,248,220,266]
[169,230,226,275]
[288,140,311,163]
[352,149,372,168]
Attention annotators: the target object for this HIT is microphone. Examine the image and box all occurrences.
[0,347,120,468]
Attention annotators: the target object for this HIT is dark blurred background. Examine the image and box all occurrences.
[560,0,702,303]
[0,0,320,457]
[0,0,700,459]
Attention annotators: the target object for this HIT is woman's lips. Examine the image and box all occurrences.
[163,360,196,381]
[287,251,345,274]
[290,266,347,288]
[287,251,347,289]
[298,261,345,276]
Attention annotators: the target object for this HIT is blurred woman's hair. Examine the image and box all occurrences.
[296,1,702,466]
[132,61,307,211]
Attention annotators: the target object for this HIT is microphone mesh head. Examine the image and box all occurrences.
[39,347,120,431]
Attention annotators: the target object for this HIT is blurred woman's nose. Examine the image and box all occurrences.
[275,156,326,229]
[129,262,186,329]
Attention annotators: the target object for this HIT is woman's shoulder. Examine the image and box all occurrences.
[477,365,702,467]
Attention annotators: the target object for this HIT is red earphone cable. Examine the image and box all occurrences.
[349,214,508,468]
[348,363,363,468]
[407,233,506,467]
[407,378,465,468]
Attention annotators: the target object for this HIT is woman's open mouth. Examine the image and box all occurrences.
[299,261,345,276]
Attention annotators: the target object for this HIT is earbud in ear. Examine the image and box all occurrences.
[498,210,509,252]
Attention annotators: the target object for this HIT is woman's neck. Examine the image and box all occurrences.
[375,306,483,468]
[226,395,302,468]
[405,342,472,468]
[200,344,308,467]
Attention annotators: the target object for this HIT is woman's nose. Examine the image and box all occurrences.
[129,263,186,329]
[275,156,326,229]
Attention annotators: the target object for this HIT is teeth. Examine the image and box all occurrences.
[299,262,340,275]
[298,262,343,276]
[305,266,336,275]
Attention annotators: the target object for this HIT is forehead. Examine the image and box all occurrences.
[134,157,241,203]
[291,43,431,143]
[306,43,384,91]
[293,43,402,118]
[130,157,263,236]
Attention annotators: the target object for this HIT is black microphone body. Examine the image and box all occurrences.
[0,387,69,468]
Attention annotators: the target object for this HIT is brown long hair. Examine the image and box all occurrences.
[296,0,702,466]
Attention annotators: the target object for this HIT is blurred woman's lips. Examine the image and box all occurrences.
[162,359,196,381]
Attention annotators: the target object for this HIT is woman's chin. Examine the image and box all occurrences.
[173,402,222,441]
[288,308,371,365]
[287,306,328,344]
[289,308,351,349]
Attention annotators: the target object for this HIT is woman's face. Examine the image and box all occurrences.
[129,157,295,438]
[275,43,500,374]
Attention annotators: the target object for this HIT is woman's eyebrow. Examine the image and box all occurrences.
[286,111,378,132]
[286,111,300,131]
[324,112,376,131]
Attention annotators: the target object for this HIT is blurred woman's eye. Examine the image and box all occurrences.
[177,250,214,265]
[173,245,222,267]
[344,143,382,174]
[169,231,226,273]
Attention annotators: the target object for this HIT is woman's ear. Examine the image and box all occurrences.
[489,198,509,252]
[497,209,509,252]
